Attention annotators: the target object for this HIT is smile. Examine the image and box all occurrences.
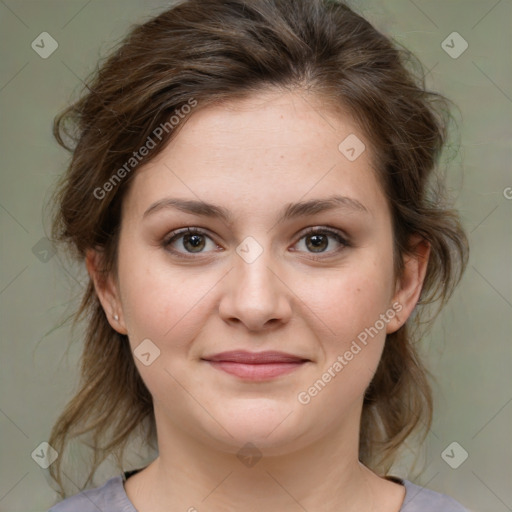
[205,360,307,380]
[201,350,310,381]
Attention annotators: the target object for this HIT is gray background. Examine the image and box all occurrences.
[1,1,511,511]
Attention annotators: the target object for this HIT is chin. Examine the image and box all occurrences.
[199,399,314,455]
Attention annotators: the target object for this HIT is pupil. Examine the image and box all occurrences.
[308,234,327,252]
[184,234,205,251]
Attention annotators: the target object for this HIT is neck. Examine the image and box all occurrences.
[128,402,388,512]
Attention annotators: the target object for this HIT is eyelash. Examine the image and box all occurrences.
[162,226,350,261]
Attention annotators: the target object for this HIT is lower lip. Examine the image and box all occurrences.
[205,361,306,380]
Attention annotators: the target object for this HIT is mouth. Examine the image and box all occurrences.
[201,350,310,381]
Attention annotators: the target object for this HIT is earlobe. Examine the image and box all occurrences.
[85,249,128,335]
[386,236,430,334]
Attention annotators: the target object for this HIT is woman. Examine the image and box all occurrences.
[47,0,469,510]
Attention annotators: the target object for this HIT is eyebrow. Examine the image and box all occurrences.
[143,194,369,224]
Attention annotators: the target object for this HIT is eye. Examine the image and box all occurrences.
[162,227,219,257]
[292,227,349,258]
[162,226,350,260]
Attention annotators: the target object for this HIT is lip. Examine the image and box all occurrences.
[203,350,309,364]
[202,350,310,381]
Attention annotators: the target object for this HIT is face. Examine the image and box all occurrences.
[89,90,426,458]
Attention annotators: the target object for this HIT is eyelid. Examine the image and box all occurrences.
[164,226,217,242]
[298,225,349,242]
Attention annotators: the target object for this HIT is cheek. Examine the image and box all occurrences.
[120,262,214,344]
[298,252,395,399]
[116,234,230,373]
[297,290,392,421]
[307,253,395,341]
[116,254,217,397]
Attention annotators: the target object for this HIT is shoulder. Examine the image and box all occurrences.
[401,479,469,511]
[48,475,136,512]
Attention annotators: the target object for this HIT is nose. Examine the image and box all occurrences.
[218,248,293,332]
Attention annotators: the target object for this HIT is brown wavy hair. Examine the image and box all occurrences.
[48,0,469,497]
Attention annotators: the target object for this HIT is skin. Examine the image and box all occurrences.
[87,89,430,512]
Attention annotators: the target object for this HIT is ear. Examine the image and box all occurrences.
[85,248,128,335]
[386,235,430,334]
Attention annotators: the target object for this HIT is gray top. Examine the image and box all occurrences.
[49,472,469,511]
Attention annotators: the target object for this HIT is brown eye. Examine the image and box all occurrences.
[181,233,206,252]
[305,233,329,252]
[293,227,349,258]
[163,227,218,256]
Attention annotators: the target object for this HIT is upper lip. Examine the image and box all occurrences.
[202,350,309,364]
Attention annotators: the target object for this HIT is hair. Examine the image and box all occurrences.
[48,0,469,497]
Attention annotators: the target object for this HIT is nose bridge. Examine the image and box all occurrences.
[236,244,276,297]
[219,235,292,330]
[234,236,281,303]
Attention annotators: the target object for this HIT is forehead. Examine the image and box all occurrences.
[163,90,370,168]
[122,90,387,221]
